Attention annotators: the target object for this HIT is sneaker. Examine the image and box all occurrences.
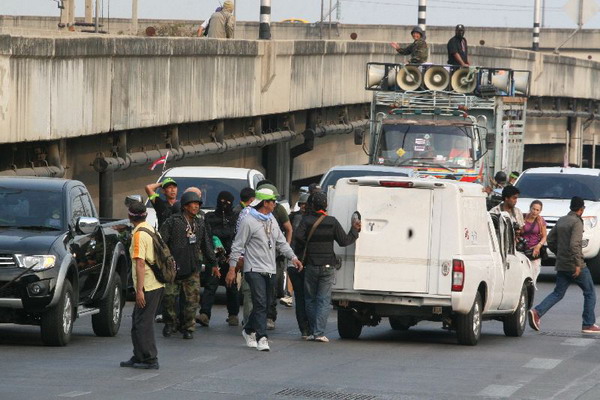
[528,309,541,332]
[582,324,600,333]
[279,296,293,307]
[154,314,163,323]
[196,313,210,327]
[132,362,159,370]
[227,315,239,326]
[242,330,257,348]
[119,357,138,368]
[266,318,276,330]
[257,337,270,351]
[305,335,315,341]
[314,336,329,343]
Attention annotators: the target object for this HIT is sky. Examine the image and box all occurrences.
[3,0,600,28]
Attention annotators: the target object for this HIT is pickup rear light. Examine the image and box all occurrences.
[379,181,414,188]
[451,259,465,292]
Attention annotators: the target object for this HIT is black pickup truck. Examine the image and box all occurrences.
[0,177,131,346]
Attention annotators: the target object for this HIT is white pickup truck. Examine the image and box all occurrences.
[329,176,534,345]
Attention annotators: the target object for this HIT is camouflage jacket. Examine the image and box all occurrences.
[397,38,428,64]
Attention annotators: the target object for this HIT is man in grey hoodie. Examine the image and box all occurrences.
[226,188,303,351]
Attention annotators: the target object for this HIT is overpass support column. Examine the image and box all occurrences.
[568,116,584,167]
[264,141,291,201]
[99,170,114,218]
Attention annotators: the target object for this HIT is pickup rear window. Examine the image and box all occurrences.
[516,173,600,201]
[0,188,64,230]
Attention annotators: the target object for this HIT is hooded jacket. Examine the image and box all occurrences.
[205,191,237,254]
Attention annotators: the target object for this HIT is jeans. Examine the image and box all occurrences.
[304,265,335,337]
[200,263,239,318]
[534,267,597,327]
[267,256,287,321]
[244,271,275,340]
[288,267,309,336]
[131,288,163,364]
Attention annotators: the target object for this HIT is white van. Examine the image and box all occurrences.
[145,166,264,227]
[329,176,534,345]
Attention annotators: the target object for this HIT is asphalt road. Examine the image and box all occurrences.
[2,274,600,400]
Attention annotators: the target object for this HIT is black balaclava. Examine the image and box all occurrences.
[216,191,235,216]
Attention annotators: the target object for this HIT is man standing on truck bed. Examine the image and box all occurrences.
[121,202,164,370]
[529,196,600,333]
[490,185,524,232]
[447,24,469,67]
[145,178,178,228]
[390,26,428,64]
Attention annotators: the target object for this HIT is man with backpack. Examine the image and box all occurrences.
[160,191,217,340]
[120,202,164,370]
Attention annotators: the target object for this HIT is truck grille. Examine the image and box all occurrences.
[0,282,20,298]
[544,218,558,230]
[0,254,17,268]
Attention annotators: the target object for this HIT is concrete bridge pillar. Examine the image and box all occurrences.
[568,116,584,167]
[264,142,291,201]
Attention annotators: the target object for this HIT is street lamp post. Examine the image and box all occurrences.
[259,0,272,40]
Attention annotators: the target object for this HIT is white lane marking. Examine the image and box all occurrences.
[523,358,562,370]
[58,391,91,398]
[189,355,218,363]
[561,338,595,346]
[125,373,159,381]
[478,384,521,398]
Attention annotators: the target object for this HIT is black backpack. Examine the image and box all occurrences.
[137,227,177,284]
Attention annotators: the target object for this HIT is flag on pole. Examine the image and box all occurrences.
[149,151,170,171]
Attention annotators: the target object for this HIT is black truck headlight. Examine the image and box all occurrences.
[15,255,56,271]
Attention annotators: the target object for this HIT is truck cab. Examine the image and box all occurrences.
[330,176,534,345]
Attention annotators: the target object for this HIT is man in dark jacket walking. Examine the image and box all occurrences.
[160,191,217,339]
[529,196,599,333]
[294,192,361,342]
[198,191,240,327]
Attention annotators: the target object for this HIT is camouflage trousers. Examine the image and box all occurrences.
[163,271,200,332]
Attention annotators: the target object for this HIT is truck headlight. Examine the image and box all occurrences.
[15,255,56,271]
[583,216,598,230]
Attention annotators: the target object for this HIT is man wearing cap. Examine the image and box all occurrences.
[390,26,428,64]
[226,188,303,351]
[120,202,164,370]
[529,196,600,333]
[207,1,235,39]
[447,24,469,67]
[160,191,217,340]
[145,178,178,228]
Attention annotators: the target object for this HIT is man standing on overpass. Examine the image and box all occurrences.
[447,24,469,67]
[206,1,235,39]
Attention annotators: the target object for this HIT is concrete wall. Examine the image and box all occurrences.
[2,34,600,144]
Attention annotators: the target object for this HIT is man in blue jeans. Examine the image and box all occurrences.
[529,196,599,333]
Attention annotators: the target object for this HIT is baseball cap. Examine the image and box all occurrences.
[257,183,280,198]
[249,188,278,207]
[161,177,177,188]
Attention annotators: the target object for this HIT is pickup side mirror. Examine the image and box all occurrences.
[77,217,100,235]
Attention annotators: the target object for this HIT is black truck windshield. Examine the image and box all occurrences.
[0,188,64,230]
[516,173,600,201]
[377,124,475,169]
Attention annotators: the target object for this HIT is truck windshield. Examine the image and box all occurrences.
[147,177,247,209]
[377,124,475,169]
[516,173,600,201]
[0,188,64,230]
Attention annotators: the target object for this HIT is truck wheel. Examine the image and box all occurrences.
[389,316,411,331]
[338,309,363,339]
[455,292,482,346]
[586,253,600,284]
[503,284,528,337]
[41,280,75,346]
[92,274,123,337]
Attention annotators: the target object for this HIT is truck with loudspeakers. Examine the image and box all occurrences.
[359,63,531,186]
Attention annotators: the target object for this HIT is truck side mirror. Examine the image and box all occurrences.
[77,217,100,235]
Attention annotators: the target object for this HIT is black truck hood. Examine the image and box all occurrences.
[0,228,63,254]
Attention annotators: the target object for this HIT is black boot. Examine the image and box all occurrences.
[162,324,173,338]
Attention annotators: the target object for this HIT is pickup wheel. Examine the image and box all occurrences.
[92,274,123,337]
[455,292,482,346]
[338,309,363,339]
[389,316,411,331]
[40,280,75,346]
[503,284,528,337]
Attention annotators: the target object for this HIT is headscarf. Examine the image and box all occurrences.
[222,1,234,12]
[215,191,235,216]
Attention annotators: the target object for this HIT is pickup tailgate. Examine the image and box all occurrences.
[354,185,432,293]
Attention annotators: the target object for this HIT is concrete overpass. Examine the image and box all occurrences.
[1,30,600,216]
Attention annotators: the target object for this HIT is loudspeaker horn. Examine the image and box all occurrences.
[423,66,450,91]
[450,67,477,93]
[491,71,510,93]
[513,71,530,95]
[367,65,397,89]
[396,66,422,91]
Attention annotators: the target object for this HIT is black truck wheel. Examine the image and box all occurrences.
[338,309,363,339]
[92,274,123,337]
[455,292,482,346]
[389,316,411,331]
[503,284,528,337]
[41,280,75,346]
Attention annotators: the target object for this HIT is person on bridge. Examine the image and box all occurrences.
[390,26,428,64]
[145,178,178,228]
[198,6,222,37]
[294,192,361,343]
[447,24,469,67]
[206,1,235,39]
[120,201,164,370]
[529,196,600,333]
[226,187,303,351]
